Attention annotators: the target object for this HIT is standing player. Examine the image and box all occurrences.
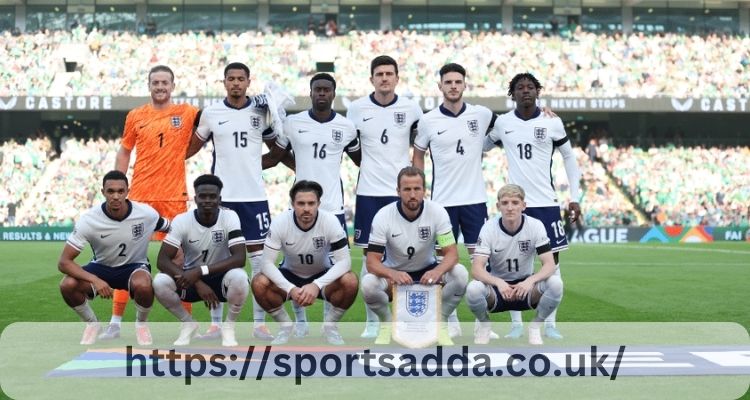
[466,184,562,345]
[484,72,582,340]
[412,63,496,337]
[58,170,170,345]
[252,180,358,345]
[187,62,291,341]
[361,167,468,345]
[153,175,249,347]
[346,55,423,338]
[101,65,198,340]
[276,72,361,230]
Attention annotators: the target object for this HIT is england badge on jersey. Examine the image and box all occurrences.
[534,127,547,142]
[393,284,441,348]
[394,112,406,127]
[331,129,343,143]
[467,119,479,135]
[132,223,144,240]
[518,240,531,255]
[212,230,224,243]
[250,116,261,129]
[418,226,431,241]
[312,236,326,249]
[171,116,182,128]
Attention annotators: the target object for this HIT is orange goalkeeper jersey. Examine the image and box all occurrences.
[121,102,199,202]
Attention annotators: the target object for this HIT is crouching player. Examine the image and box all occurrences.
[251,180,358,346]
[153,175,249,347]
[466,184,562,345]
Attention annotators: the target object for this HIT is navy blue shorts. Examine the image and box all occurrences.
[405,262,439,283]
[444,203,487,248]
[524,206,568,252]
[334,213,346,236]
[178,271,229,303]
[354,195,399,247]
[221,201,271,246]
[82,262,151,296]
[489,278,533,313]
[279,269,327,300]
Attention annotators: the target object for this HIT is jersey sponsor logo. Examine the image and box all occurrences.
[212,230,224,243]
[437,130,447,135]
[332,129,343,143]
[218,120,229,125]
[362,117,374,122]
[100,233,112,238]
[132,223,144,240]
[518,240,531,255]
[418,226,431,241]
[171,116,182,128]
[313,236,326,249]
[251,116,261,129]
[534,127,547,142]
[467,119,479,135]
[394,112,406,126]
[406,289,428,317]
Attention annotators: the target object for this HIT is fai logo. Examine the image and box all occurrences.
[0,97,18,110]
[534,127,547,142]
[313,236,326,249]
[394,112,406,126]
[418,226,431,241]
[406,290,428,317]
[518,240,531,255]
[671,98,693,112]
[212,230,224,243]
[467,119,479,135]
[171,116,182,128]
[132,223,144,240]
[251,116,261,129]
[332,129,343,143]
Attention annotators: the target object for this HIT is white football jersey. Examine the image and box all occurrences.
[414,103,495,207]
[196,98,275,202]
[487,109,569,207]
[474,215,550,281]
[265,209,348,278]
[163,208,245,270]
[67,200,168,267]
[347,94,422,196]
[368,199,453,272]
[278,110,360,214]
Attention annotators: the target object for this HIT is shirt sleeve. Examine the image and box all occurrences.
[225,210,245,247]
[163,215,185,249]
[66,216,91,252]
[413,118,430,152]
[121,110,137,150]
[434,203,453,237]
[368,209,388,248]
[195,108,211,141]
[264,216,283,251]
[277,120,291,149]
[474,222,492,257]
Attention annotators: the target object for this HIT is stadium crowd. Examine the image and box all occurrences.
[1,27,749,98]
[2,135,746,229]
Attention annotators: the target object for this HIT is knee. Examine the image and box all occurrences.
[340,271,359,294]
[361,273,383,300]
[251,273,271,296]
[129,272,152,294]
[465,280,486,303]
[226,268,250,292]
[59,276,79,295]
[446,263,469,286]
[544,275,563,299]
[152,273,175,296]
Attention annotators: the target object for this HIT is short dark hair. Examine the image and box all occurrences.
[310,73,336,90]
[370,55,398,76]
[508,73,543,96]
[148,65,174,82]
[290,180,323,201]
[397,166,426,189]
[194,174,223,191]
[439,63,466,80]
[103,170,128,187]
[224,62,250,78]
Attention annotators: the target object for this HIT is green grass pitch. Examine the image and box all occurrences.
[0,241,749,399]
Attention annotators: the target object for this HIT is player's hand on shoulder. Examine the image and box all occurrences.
[93,278,113,299]
[541,107,558,118]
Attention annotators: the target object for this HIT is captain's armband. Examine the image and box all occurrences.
[436,232,455,248]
